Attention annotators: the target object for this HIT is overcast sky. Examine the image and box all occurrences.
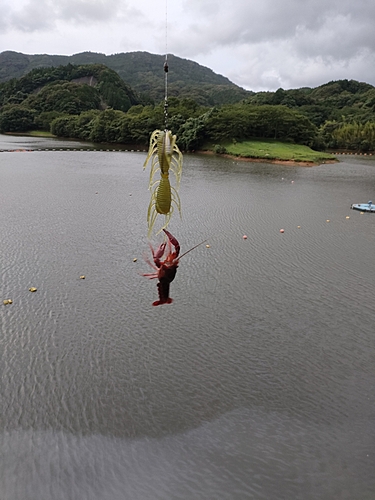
[1,0,375,92]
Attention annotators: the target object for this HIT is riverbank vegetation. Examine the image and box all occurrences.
[1,59,375,160]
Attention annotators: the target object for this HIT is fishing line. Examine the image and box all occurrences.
[163,0,169,131]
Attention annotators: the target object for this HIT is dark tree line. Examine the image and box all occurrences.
[1,64,375,152]
[321,121,375,151]
[48,102,318,150]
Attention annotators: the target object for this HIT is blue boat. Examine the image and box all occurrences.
[351,201,375,212]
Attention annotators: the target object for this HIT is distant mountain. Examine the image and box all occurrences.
[0,50,251,106]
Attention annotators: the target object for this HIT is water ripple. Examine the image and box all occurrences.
[1,141,375,498]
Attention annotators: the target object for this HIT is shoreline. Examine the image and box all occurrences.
[196,150,338,167]
[1,134,338,165]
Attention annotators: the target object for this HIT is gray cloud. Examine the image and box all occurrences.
[7,0,140,32]
[223,41,375,92]
[0,0,9,29]
[178,0,375,54]
[9,0,55,31]
[56,0,125,23]
[294,15,375,60]
[169,0,375,90]
[1,0,375,91]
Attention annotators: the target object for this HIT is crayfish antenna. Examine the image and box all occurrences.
[178,240,208,260]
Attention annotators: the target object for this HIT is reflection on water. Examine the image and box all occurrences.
[3,404,374,500]
[1,134,375,499]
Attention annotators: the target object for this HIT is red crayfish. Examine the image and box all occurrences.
[143,229,206,306]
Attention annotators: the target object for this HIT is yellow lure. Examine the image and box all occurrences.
[143,129,183,237]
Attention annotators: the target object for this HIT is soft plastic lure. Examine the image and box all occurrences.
[143,129,183,237]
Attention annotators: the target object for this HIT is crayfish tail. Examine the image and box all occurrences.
[152,298,173,306]
[154,279,174,305]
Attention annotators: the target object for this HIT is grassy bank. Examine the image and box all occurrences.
[26,131,56,138]
[5,130,57,138]
[207,139,336,165]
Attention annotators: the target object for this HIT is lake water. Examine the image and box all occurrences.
[1,134,375,500]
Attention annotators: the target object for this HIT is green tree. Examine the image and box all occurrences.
[34,111,65,131]
[97,68,132,111]
[89,108,126,143]
[0,106,36,132]
[24,81,101,114]
[50,115,78,137]
[178,109,215,150]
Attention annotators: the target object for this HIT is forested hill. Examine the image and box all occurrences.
[1,52,375,152]
[0,50,251,106]
[0,63,139,112]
